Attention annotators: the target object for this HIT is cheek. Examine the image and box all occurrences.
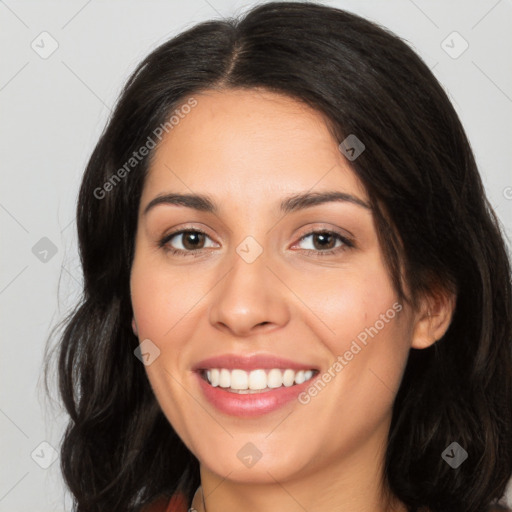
[130,257,201,436]
[292,260,409,413]
[292,260,400,353]
[130,255,203,342]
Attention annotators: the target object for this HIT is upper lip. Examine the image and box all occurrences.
[192,353,319,372]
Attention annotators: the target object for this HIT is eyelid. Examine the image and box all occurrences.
[159,223,355,256]
[294,222,354,242]
[290,228,355,253]
[159,225,217,247]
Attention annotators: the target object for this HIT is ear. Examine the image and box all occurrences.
[411,287,456,349]
[132,317,138,337]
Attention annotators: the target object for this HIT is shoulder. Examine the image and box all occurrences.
[141,491,189,512]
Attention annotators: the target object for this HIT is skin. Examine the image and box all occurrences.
[130,88,455,512]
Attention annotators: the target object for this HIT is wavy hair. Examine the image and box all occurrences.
[45,2,512,511]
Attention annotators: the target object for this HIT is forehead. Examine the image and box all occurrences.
[141,88,368,209]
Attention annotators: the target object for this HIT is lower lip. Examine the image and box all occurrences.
[195,371,316,417]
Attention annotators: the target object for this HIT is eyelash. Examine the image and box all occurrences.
[158,228,355,258]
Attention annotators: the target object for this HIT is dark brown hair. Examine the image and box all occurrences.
[45,2,512,511]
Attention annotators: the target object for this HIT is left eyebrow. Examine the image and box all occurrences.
[279,191,371,213]
[142,190,371,217]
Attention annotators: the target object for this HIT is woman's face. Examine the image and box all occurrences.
[130,88,421,484]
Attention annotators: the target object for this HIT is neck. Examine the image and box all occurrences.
[191,424,407,512]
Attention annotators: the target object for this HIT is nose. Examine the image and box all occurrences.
[208,247,291,337]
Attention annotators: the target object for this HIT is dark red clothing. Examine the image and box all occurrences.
[142,492,188,512]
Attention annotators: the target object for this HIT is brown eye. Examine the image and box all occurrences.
[311,232,337,250]
[179,231,206,250]
[159,229,217,256]
[294,229,354,257]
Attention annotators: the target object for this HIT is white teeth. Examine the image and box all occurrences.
[282,369,295,387]
[219,368,230,388]
[267,368,283,388]
[230,369,248,390]
[203,368,316,391]
[248,369,267,389]
[294,370,305,385]
[209,369,219,387]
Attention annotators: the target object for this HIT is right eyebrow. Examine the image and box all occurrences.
[143,193,215,215]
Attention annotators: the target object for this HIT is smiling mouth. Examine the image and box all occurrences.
[199,368,318,394]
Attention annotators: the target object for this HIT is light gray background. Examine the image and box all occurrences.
[1,1,511,510]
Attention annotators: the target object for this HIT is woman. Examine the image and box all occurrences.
[46,2,512,511]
